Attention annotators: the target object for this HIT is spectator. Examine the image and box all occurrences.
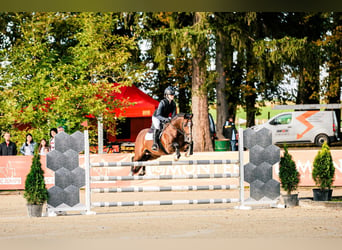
[57,126,65,133]
[223,117,238,151]
[20,133,36,155]
[49,128,58,151]
[38,138,50,155]
[0,132,17,156]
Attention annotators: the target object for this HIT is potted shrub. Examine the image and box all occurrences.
[279,145,300,207]
[24,146,48,217]
[312,142,335,201]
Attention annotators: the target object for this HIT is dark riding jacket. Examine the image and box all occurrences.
[223,121,237,140]
[0,141,17,156]
[153,99,176,122]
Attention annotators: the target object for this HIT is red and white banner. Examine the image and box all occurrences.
[1,150,342,190]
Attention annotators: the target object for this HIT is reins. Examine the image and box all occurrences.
[167,118,192,137]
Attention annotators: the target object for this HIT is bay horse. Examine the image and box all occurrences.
[131,113,193,175]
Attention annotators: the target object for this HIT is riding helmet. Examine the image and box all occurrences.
[164,86,175,96]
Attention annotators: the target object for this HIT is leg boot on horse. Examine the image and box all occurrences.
[152,129,160,151]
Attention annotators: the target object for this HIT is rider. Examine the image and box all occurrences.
[151,86,177,151]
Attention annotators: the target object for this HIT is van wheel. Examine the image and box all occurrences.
[315,134,329,147]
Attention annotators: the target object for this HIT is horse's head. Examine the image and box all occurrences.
[183,113,193,143]
[170,113,193,144]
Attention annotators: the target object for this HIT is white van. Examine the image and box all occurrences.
[252,110,339,146]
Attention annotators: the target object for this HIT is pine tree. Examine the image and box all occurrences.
[279,145,300,195]
[312,142,335,191]
[24,146,48,205]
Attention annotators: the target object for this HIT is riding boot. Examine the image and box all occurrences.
[152,129,160,151]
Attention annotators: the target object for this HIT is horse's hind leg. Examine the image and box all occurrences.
[130,155,142,176]
[172,142,181,161]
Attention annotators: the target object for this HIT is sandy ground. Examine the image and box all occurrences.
[1,187,342,243]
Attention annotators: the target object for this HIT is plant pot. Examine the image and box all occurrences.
[282,194,299,207]
[27,204,43,217]
[312,189,333,201]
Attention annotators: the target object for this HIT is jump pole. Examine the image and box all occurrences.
[235,128,251,210]
[84,130,95,215]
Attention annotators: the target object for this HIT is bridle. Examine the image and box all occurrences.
[168,117,192,142]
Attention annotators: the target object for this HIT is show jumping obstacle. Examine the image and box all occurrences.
[84,128,247,213]
[46,127,281,216]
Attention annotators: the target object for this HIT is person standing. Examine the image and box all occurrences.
[49,128,58,151]
[0,132,17,156]
[20,133,36,155]
[151,86,177,151]
[57,126,65,133]
[223,117,238,151]
[38,138,50,155]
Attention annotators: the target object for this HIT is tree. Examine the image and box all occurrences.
[24,146,48,205]
[279,145,300,195]
[0,12,139,143]
[312,142,335,191]
[321,12,342,134]
[140,12,213,151]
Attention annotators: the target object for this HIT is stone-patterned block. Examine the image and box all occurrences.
[72,167,85,188]
[47,186,65,207]
[250,179,265,201]
[253,162,273,184]
[263,179,280,200]
[55,168,72,189]
[64,185,80,207]
[55,132,72,153]
[46,150,67,171]
[263,145,280,165]
[71,131,84,153]
[243,128,256,149]
[249,145,265,166]
[244,162,257,184]
[64,149,79,171]
[256,128,272,148]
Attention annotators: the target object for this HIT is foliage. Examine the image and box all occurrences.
[279,145,300,195]
[24,146,48,205]
[312,142,335,191]
[0,12,140,143]
[1,12,341,149]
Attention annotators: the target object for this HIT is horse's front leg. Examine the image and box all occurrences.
[184,142,192,157]
[139,166,146,176]
[172,142,181,160]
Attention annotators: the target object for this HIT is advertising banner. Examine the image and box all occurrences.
[1,150,342,190]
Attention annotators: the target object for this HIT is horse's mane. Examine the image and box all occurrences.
[172,113,185,120]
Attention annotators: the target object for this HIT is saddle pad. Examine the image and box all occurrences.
[145,132,153,141]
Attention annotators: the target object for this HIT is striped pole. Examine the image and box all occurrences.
[92,184,238,193]
[92,198,240,207]
[90,159,239,168]
[91,173,239,182]
[235,128,250,210]
[84,130,95,215]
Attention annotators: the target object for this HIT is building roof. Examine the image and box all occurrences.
[110,84,159,118]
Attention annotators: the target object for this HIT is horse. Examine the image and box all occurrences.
[131,113,193,175]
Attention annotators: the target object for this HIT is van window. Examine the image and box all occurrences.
[270,114,292,125]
